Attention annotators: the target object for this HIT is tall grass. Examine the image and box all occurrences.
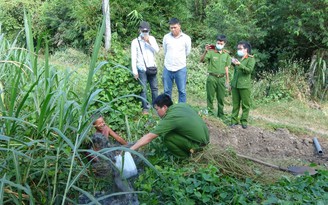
[0,13,158,204]
[252,59,310,104]
[309,49,328,101]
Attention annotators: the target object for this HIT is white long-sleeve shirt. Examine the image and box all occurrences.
[163,31,191,71]
[131,35,159,75]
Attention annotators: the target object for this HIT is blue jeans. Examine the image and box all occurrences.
[138,69,158,110]
[162,67,187,103]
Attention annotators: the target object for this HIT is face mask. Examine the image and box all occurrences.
[237,50,244,57]
[216,44,224,50]
[140,32,149,37]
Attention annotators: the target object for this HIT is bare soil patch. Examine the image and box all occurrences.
[205,117,328,169]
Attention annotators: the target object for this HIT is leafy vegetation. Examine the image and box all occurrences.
[135,160,328,204]
[1,0,327,99]
[309,50,328,101]
[0,14,154,204]
[1,1,328,205]
[92,64,143,134]
[252,59,310,104]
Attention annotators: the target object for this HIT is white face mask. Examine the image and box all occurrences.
[216,44,224,50]
[237,50,245,57]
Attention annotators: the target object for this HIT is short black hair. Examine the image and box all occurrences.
[91,112,103,125]
[153,93,173,108]
[169,18,180,25]
[238,41,252,54]
[216,34,227,43]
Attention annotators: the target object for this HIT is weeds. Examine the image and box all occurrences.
[253,59,310,104]
[309,49,328,101]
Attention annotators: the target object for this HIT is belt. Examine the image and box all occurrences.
[208,73,225,78]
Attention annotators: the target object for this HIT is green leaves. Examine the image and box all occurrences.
[309,50,328,101]
[253,59,309,104]
[136,162,328,204]
[92,64,142,135]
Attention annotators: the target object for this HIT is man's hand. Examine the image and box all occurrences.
[134,74,139,80]
[225,82,231,92]
[205,44,211,51]
[130,133,158,151]
[143,35,150,43]
[232,58,241,65]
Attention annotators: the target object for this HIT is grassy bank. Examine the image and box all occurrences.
[1,16,328,204]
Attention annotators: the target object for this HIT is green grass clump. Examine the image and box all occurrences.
[135,149,328,204]
[253,59,310,104]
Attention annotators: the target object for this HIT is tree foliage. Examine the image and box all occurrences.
[0,0,327,100]
[258,0,328,70]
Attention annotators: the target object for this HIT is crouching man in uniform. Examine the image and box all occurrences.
[130,94,209,158]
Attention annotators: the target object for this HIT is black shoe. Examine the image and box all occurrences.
[230,124,238,128]
[242,125,248,129]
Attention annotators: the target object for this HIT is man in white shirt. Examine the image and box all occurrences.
[131,21,160,114]
[163,18,191,103]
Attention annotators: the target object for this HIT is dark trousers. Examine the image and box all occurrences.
[138,69,158,110]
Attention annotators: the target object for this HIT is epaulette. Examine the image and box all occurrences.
[223,49,230,54]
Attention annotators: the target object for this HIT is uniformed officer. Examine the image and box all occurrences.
[130,94,209,158]
[200,34,231,120]
[230,41,255,129]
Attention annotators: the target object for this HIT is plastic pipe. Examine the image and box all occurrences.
[313,137,323,155]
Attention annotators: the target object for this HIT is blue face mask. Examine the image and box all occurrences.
[216,44,224,50]
[140,32,149,37]
[237,50,244,57]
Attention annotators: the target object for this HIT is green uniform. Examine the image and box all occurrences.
[230,55,255,126]
[151,103,209,158]
[204,49,231,118]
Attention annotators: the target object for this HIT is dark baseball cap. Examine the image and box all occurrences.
[139,21,150,31]
[216,34,227,42]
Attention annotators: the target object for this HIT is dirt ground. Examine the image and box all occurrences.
[205,117,328,169]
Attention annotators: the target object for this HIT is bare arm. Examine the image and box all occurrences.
[108,127,128,145]
[225,66,230,83]
[130,133,158,151]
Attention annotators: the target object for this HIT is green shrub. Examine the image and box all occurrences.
[186,48,207,99]
[253,59,310,104]
[92,64,143,135]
